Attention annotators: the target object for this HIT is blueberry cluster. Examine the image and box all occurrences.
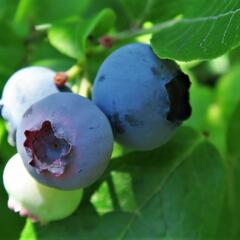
[1,43,191,223]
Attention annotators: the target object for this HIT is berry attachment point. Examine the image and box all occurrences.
[54,72,68,87]
[99,36,114,48]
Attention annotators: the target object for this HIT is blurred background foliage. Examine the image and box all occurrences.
[0,0,240,239]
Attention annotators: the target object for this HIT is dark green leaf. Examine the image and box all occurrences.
[0,168,25,239]
[116,142,225,239]
[0,22,24,73]
[35,0,88,24]
[229,45,240,65]
[0,0,18,21]
[119,0,184,25]
[0,122,24,239]
[216,157,240,239]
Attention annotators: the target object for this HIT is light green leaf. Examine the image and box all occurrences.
[205,103,227,156]
[83,0,129,30]
[48,9,116,59]
[20,220,37,240]
[227,102,240,157]
[91,181,114,215]
[14,0,34,24]
[217,64,240,121]
[201,64,240,155]
[48,18,82,59]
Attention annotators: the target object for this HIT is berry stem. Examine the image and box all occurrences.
[36,17,180,44]
[109,18,180,42]
[106,176,122,211]
[35,23,52,32]
[54,64,83,87]
[78,77,91,97]
[66,65,82,81]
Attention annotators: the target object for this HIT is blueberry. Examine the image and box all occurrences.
[16,93,113,190]
[0,66,64,145]
[3,154,83,223]
[92,43,191,150]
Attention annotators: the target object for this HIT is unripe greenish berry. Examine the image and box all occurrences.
[3,154,83,223]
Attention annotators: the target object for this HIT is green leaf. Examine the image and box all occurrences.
[20,127,226,239]
[32,58,74,72]
[11,0,34,36]
[28,37,75,71]
[205,103,227,156]
[0,22,24,73]
[0,0,18,21]
[0,170,25,239]
[0,122,24,239]
[184,72,214,131]
[91,172,137,215]
[119,0,147,24]
[119,0,183,25]
[48,18,82,59]
[22,202,101,239]
[0,122,16,161]
[227,102,240,157]
[217,64,240,121]
[48,9,116,59]
[20,219,37,240]
[218,120,240,238]
[118,142,225,239]
[14,0,35,24]
[208,65,240,155]
[35,0,88,24]
[83,0,129,30]
[151,0,240,61]
[202,64,240,155]
[229,45,240,65]
[211,103,240,238]
[91,181,115,214]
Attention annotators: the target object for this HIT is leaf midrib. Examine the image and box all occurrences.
[118,137,202,239]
